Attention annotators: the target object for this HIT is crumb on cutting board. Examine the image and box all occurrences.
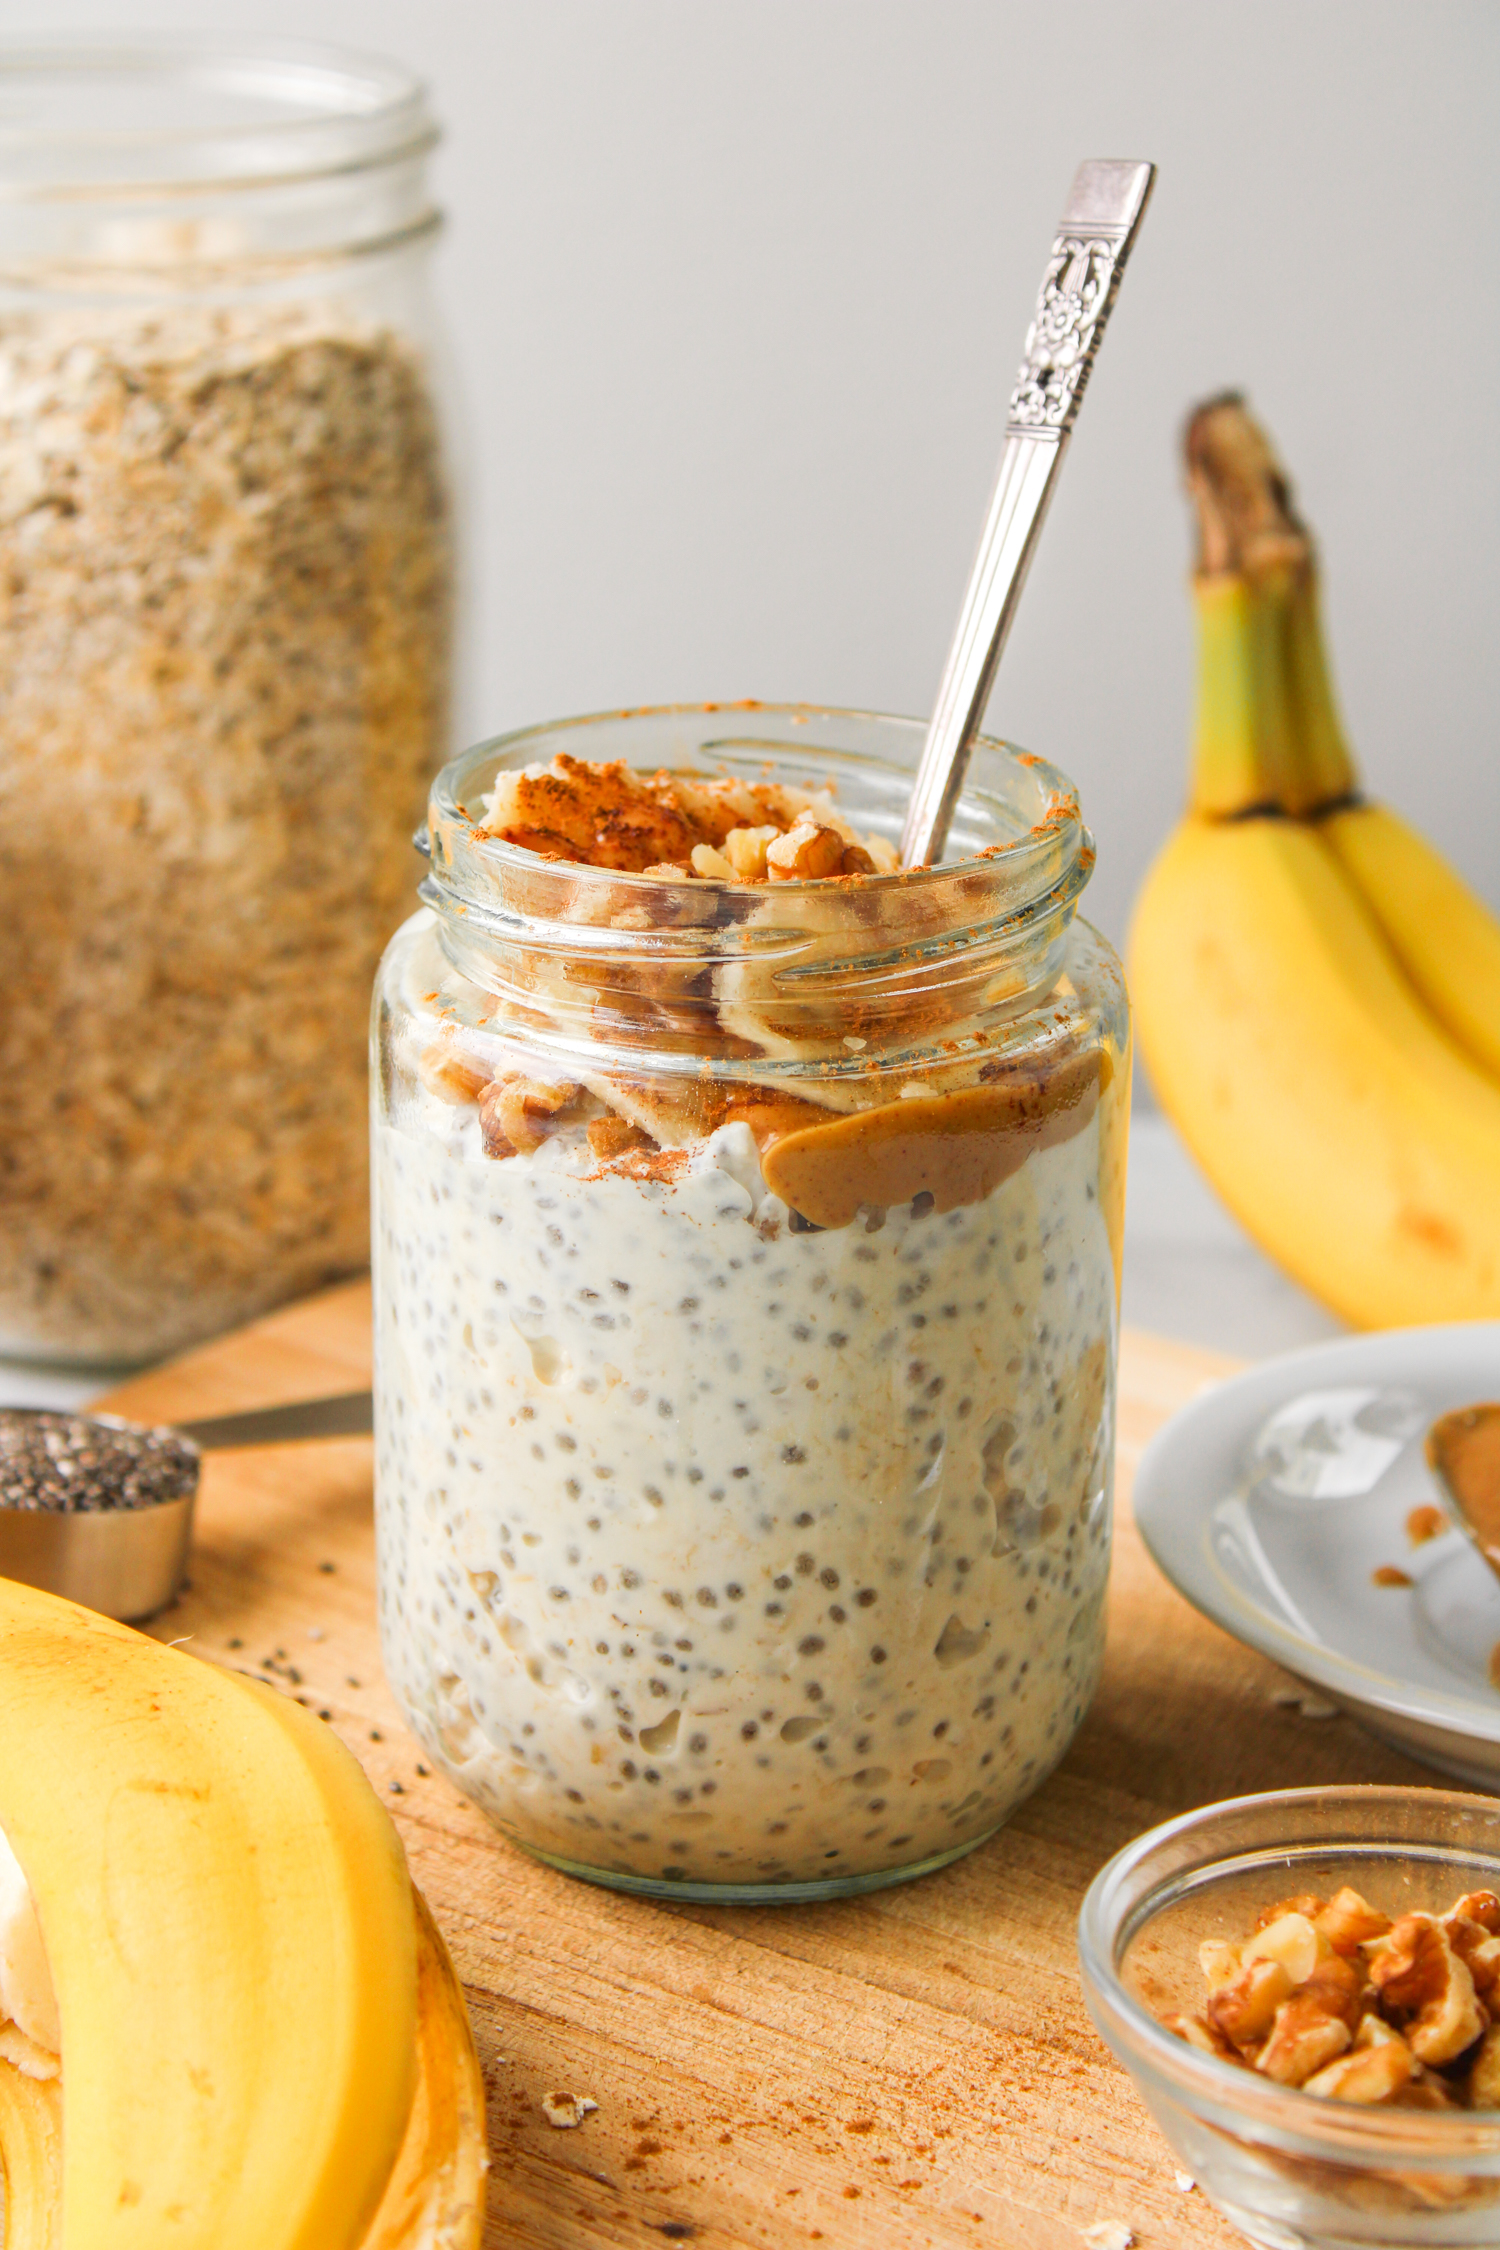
[541,2091,598,2129]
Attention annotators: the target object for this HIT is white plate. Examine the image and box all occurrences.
[1132,1322,1500,1789]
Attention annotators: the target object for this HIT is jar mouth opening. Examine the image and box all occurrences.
[0,35,436,197]
[430,700,1091,909]
[418,704,1096,1074]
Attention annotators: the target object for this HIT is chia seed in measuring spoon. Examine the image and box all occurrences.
[0,1412,200,1514]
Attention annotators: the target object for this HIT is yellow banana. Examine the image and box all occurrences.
[1182,392,1500,1084]
[1130,394,1500,1327]
[1319,800,1500,1085]
[0,1580,485,2250]
[1130,813,1500,1328]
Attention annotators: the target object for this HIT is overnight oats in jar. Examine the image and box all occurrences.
[372,705,1129,1900]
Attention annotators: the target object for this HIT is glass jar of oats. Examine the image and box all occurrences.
[0,39,453,1362]
[373,705,1129,1902]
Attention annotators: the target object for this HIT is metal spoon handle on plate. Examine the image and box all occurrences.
[900,158,1156,870]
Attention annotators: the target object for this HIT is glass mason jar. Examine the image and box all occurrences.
[0,38,454,1363]
[373,706,1129,1902]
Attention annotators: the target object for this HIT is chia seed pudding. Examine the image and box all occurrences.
[373,709,1129,1898]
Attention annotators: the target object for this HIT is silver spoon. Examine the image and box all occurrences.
[900,157,1156,869]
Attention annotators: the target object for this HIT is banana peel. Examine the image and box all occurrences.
[0,2056,60,2250]
[0,1579,486,2249]
[365,1891,488,2250]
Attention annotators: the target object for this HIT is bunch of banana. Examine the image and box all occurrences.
[1129,396,1500,1329]
[0,1577,486,2249]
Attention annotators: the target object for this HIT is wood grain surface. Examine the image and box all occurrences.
[99,1282,1440,2250]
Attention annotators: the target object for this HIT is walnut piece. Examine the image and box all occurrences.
[1243,1910,1325,1986]
[722,825,781,881]
[1207,1956,1293,2051]
[1164,1879,1499,2109]
[1303,2041,1413,2105]
[479,1075,585,1156]
[1369,1913,1487,2065]
[1444,1913,1500,2000]
[766,822,849,883]
[1316,1886,1392,1956]
[586,1115,653,1161]
[1162,2011,1239,2061]
[420,1047,491,1106]
[1256,1994,1352,2087]
[1468,2022,1500,2108]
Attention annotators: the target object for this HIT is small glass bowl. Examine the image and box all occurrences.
[1077,1786,1500,2249]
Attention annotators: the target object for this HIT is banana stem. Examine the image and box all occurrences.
[1184,394,1360,818]
[1189,567,1302,818]
[1285,567,1357,812]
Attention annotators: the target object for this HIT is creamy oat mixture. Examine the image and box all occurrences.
[374,901,1116,1886]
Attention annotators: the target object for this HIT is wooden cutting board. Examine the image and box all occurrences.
[99,1281,1437,2250]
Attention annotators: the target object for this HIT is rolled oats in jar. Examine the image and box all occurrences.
[0,41,453,1361]
[373,706,1129,1901]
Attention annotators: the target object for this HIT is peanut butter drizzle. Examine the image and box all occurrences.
[1427,1404,1500,1571]
[760,1050,1102,1231]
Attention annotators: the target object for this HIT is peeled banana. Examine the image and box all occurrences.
[1130,395,1500,1328]
[0,1578,486,2249]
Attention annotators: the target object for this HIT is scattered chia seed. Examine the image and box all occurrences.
[0,1410,198,1513]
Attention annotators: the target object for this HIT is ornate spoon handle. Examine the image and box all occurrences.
[900,158,1156,868]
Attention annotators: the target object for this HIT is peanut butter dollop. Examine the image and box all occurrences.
[1427,1404,1500,1572]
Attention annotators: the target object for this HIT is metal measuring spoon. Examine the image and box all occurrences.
[1427,1403,1500,1582]
[0,1390,371,1622]
[900,158,1156,869]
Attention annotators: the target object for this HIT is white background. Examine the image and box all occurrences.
[33,0,1500,971]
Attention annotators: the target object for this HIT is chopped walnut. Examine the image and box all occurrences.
[766,822,849,883]
[1255,1893,1328,1930]
[1256,1993,1352,2086]
[722,825,781,881]
[1197,1939,1241,1989]
[1081,2225,1133,2250]
[1443,1912,1500,2000]
[479,1075,584,1156]
[587,1115,653,1161]
[1304,2040,1413,2104]
[1468,2023,1500,2108]
[420,1047,491,1106]
[480,752,894,883]
[1353,2011,1406,2051]
[1243,1910,1326,1987]
[1369,1914,1487,2065]
[1316,1886,1392,1956]
[1391,2064,1463,2112]
[1162,2011,1239,2060]
[1453,1890,1500,1934]
[1206,1956,1293,2051]
[1164,1880,1499,2105]
[540,2091,598,2129]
